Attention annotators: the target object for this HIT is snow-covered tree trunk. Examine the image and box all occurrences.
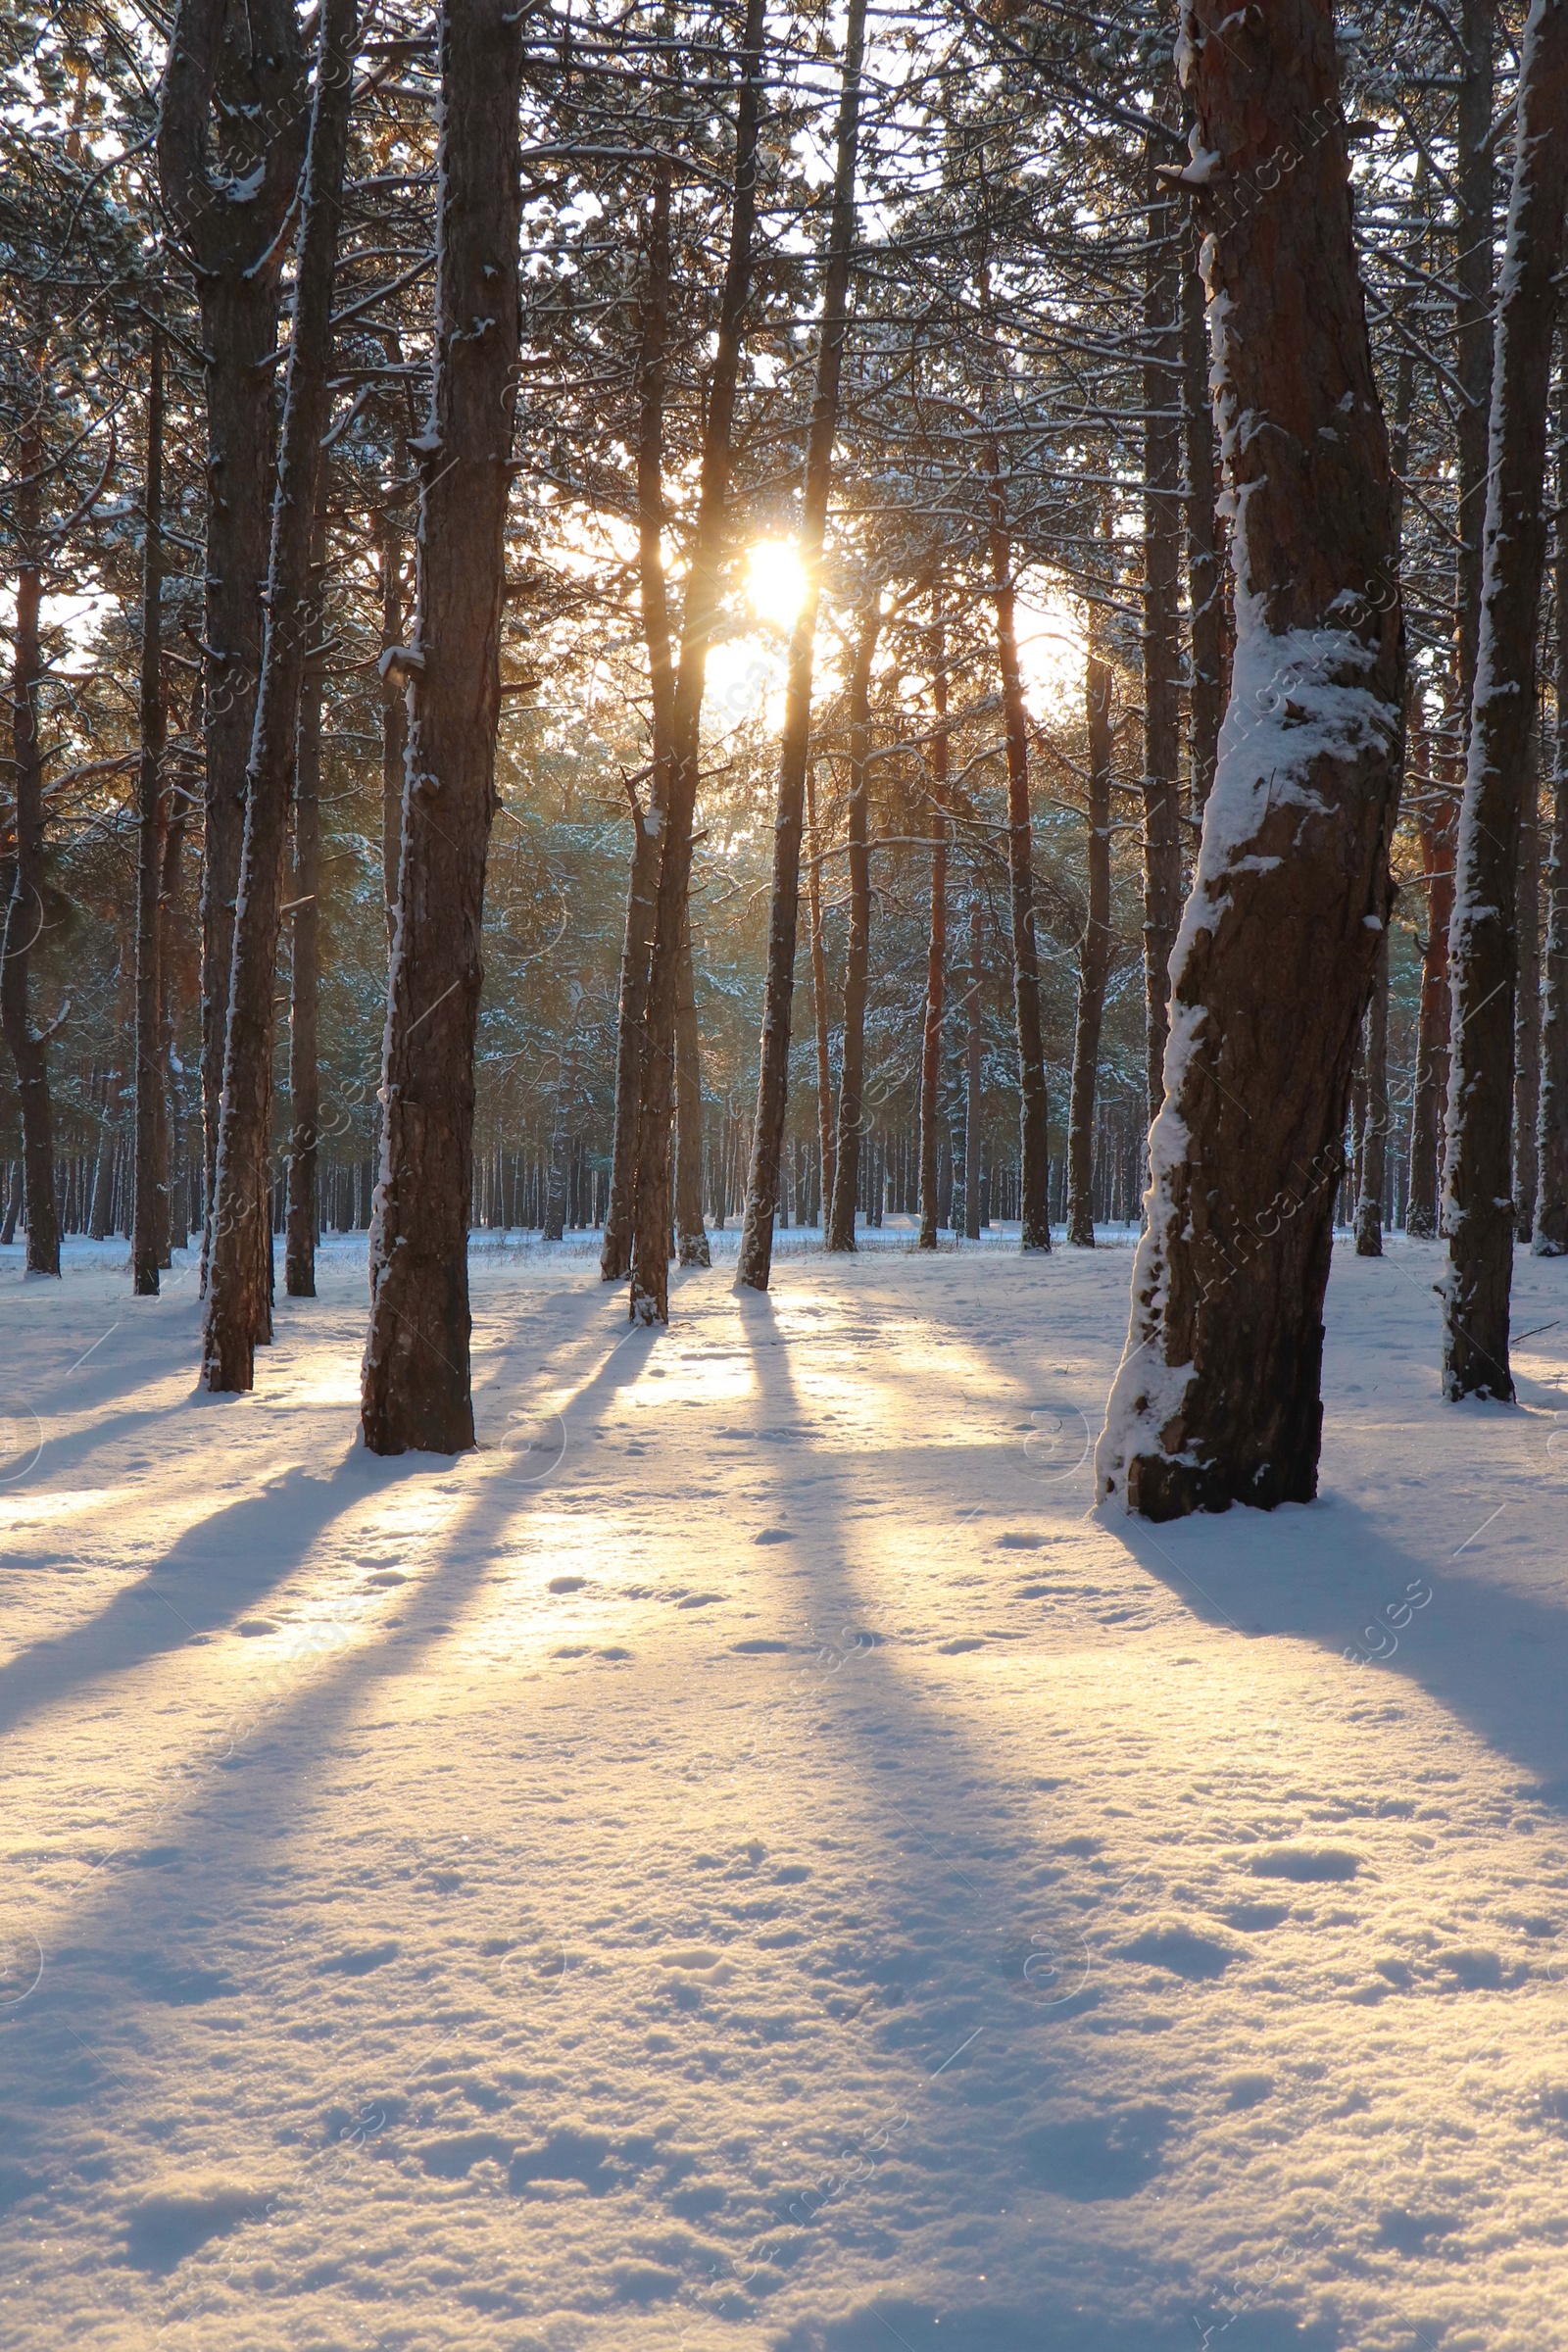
[1097,0,1405,1519]
[361,0,525,1452]
[1453,0,1496,745]
[203,0,355,1395]
[828,595,882,1252]
[1142,160,1184,1128]
[378,510,406,943]
[133,321,167,1298]
[1514,741,1542,1243]
[158,0,307,1289]
[1,415,60,1279]
[1407,714,1458,1238]
[1182,205,1223,813]
[806,761,835,1227]
[732,0,863,1297]
[1443,0,1568,1400]
[963,904,983,1244]
[1067,610,1114,1248]
[674,915,710,1267]
[1537,357,1568,1254]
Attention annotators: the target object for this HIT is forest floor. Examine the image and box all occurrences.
[4,1220,1568,2352]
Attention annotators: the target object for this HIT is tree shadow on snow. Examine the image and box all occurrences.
[1107,1489,1568,1805]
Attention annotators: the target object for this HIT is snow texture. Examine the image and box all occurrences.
[4,1224,1568,2349]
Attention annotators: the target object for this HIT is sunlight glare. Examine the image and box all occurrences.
[1013,583,1088,713]
[747,541,808,632]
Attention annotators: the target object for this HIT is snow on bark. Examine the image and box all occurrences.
[1097,0,1404,1520]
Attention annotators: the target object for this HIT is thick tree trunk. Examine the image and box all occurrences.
[285,511,325,1299]
[1143,158,1185,1126]
[1443,0,1568,1400]
[362,0,526,1452]
[1515,733,1543,1242]
[158,0,307,1290]
[203,0,355,1394]
[1354,927,1390,1255]
[158,772,190,1257]
[133,322,167,1298]
[828,595,882,1251]
[1067,612,1114,1246]
[604,163,676,1284]
[1182,200,1222,812]
[806,760,835,1224]
[1098,0,1404,1519]
[732,0,864,1296]
[675,913,710,1265]
[1,445,59,1279]
[917,636,949,1249]
[987,472,1052,1251]
[1537,356,1568,1252]
[963,904,983,1244]
[1,1163,21,1248]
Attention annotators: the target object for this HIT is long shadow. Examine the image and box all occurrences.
[1107,1488,1568,1803]
[0,1458,390,1743]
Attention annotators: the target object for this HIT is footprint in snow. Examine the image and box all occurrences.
[754,1527,794,1544]
[939,1637,986,1654]
[547,1575,587,1594]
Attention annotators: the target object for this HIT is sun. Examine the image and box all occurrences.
[747,540,808,632]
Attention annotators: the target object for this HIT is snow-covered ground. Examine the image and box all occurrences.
[3,1222,1568,2352]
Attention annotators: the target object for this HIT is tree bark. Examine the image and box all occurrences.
[158,0,307,1289]
[544,1012,577,1244]
[1097,0,1405,1520]
[1067,605,1114,1246]
[1354,926,1390,1255]
[1182,198,1222,812]
[675,912,710,1265]
[1454,0,1496,743]
[361,0,526,1453]
[828,594,883,1251]
[963,903,983,1244]
[917,627,949,1249]
[806,760,835,1224]
[732,0,865,1296]
[379,510,406,941]
[133,320,167,1298]
[1407,699,1458,1238]
[203,0,355,1394]
[1514,728,1543,1242]
[285,509,325,1298]
[1443,0,1568,1400]
[1142,157,1185,1139]
[1537,352,1568,1252]
[604,161,675,1283]
[0,409,59,1279]
[987,465,1052,1251]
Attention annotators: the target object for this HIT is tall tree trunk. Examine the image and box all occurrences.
[987,464,1053,1251]
[203,0,355,1393]
[1182,200,1222,812]
[1,1162,21,1248]
[1354,928,1390,1255]
[963,903,983,1243]
[807,760,835,1224]
[0,412,59,1279]
[675,912,710,1265]
[1454,0,1496,747]
[1408,699,1458,1237]
[1098,0,1405,1520]
[917,629,949,1249]
[285,509,325,1298]
[1515,728,1543,1242]
[362,0,526,1453]
[828,594,882,1251]
[133,321,167,1297]
[604,161,675,1283]
[544,1013,576,1244]
[1067,605,1114,1246]
[627,0,766,1320]
[1443,0,1568,1400]
[158,0,308,1291]
[732,0,865,1297]
[1143,153,1184,1131]
[158,767,191,1258]
[379,511,406,941]
[1537,350,1568,1253]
